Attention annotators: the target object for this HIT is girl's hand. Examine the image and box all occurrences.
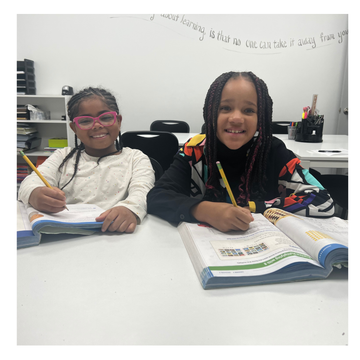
[96,206,138,233]
[191,201,254,232]
[28,186,67,213]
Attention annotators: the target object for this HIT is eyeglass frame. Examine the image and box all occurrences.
[72,111,118,130]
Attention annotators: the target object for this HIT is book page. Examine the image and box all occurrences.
[181,214,321,278]
[17,201,32,231]
[263,209,348,266]
[299,216,348,245]
[26,204,105,225]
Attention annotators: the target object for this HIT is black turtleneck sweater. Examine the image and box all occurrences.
[215,138,253,201]
[147,135,318,224]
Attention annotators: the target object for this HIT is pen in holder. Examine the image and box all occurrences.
[295,115,324,143]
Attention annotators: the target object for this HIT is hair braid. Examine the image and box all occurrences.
[203,72,236,198]
[203,71,273,205]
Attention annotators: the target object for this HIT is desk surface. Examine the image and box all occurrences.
[17,215,348,345]
[276,134,348,169]
[173,133,348,169]
[173,132,200,146]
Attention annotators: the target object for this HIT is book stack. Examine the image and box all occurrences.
[17,164,30,184]
[17,105,30,120]
[17,124,41,152]
[17,59,36,95]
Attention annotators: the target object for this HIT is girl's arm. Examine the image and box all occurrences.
[28,186,67,213]
[111,150,155,223]
[18,149,67,206]
[147,155,204,224]
[249,156,335,218]
[148,156,254,230]
[191,201,254,232]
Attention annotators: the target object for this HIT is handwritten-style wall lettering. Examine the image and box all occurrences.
[150,14,348,52]
[151,14,206,41]
[338,29,348,43]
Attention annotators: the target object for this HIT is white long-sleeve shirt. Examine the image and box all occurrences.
[18,147,155,222]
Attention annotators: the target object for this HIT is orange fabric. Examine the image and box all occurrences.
[284,195,304,206]
[183,143,204,162]
[183,142,193,157]
[193,147,203,162]
[279,158,301,177]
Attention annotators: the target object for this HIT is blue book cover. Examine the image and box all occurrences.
[17,202,41,248]
[17,202,104,249]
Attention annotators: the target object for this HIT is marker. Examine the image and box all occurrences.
[216,161,237,207]
[19,151,69,211]
[318,150,341,153]
[302,106,309,119]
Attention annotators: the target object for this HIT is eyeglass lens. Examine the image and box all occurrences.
[77,113,115,129]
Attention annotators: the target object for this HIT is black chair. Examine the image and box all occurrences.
[201,123,206,134]
[150,120,190,133]
[321,175,348,219]
[271,121,290,134]
[122,131,179,171]
[149,157,164,181]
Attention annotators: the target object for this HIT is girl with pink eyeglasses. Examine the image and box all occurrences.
[19,87,155,233]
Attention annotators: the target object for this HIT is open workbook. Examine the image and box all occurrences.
[178,208,348,289]
[17,201,104,249]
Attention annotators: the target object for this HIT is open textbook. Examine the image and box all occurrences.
[17,201,104,249]
[178,209,348,289]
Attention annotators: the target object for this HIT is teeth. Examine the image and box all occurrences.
[92,134,107,138]
[226,130,244,133]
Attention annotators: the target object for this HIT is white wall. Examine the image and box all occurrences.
[17,14,348,134]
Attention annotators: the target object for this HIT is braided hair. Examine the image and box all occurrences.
[58,87,123,190]
[203,71,273,206]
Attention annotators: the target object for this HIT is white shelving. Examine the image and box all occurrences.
[17,95,74,157]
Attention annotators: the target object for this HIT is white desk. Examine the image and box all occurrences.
[173,134,348,169]
[18,215,348,345]
[173,132,199,146]
[276,134,348,169]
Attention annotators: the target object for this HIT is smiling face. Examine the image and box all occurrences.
[216,77,258,150]
[70,96,122,157]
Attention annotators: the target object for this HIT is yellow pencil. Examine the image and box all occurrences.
[19,151,69,211]
[216,161,237,207]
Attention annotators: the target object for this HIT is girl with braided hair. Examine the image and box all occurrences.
[19,87,155,233]
[147,71,334,232]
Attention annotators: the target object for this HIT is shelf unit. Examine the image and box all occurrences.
[17,95,74,157]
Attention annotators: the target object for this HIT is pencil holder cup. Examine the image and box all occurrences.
[295,115,324,143]
[288,126,296,140]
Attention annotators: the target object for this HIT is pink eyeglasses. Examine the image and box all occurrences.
[73,111,117,130]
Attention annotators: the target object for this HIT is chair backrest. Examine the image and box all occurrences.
[271,121,290,134]
[150,120,190,133]
[122,131,179,171]
[201,123,206,134]
[149,157,164,181]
